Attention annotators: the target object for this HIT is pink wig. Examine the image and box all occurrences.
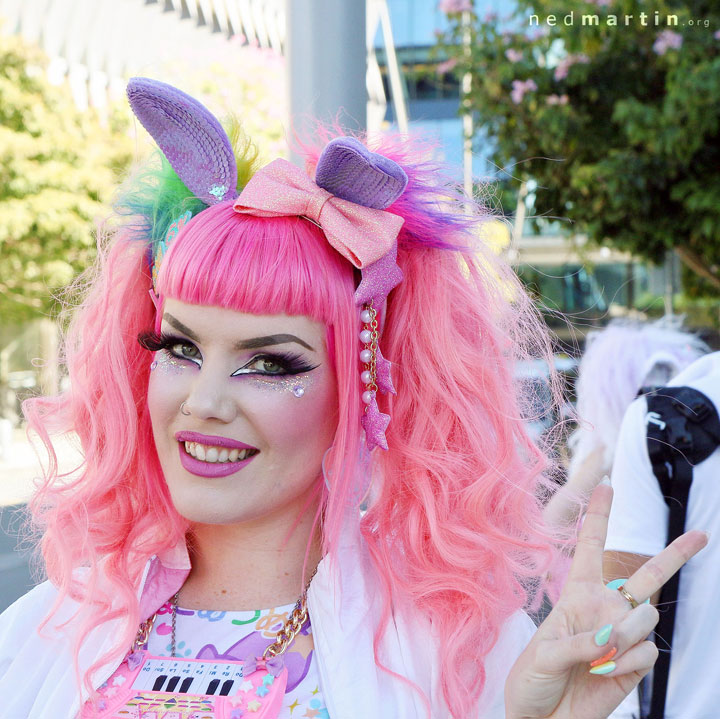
[24,132,559,718]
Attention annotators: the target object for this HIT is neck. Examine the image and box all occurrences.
[179,505,323,611]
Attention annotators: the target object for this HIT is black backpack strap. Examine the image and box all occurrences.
[643,386,720,719]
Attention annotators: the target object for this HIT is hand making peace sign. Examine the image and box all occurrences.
[505,482,708,719]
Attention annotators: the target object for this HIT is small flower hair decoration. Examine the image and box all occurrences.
[126,77,409,451]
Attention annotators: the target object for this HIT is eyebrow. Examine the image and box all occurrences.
[163,314,315,352]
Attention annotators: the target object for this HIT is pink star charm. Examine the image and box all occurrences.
[375,347,396,395]
[354,245,403,307]
[361,397,390,451]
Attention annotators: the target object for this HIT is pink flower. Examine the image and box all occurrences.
[714,30,720,40]
[587,0,612,5]
[653,30,683,55]
[546,94,569,106]
[511,79,538,104]
[439,0,473,13]
[505,49,523,63]
[529,28,549,40]
[553,53,590,81]
[436,58,459,74]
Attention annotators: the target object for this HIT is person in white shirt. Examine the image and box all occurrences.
[605,352,720,719]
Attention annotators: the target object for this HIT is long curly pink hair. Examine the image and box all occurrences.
[24,131,558,718]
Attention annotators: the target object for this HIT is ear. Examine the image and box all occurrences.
[127,77,238,206]
[314,136,408,210]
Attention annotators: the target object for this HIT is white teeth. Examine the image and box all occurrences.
[184,441,255,463]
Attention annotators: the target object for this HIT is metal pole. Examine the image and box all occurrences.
[461,8,473,199]
[286,0,367,165]
[376,0,409,133]
[664,249,674,316]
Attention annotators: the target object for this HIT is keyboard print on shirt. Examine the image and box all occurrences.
[80,651,288,719]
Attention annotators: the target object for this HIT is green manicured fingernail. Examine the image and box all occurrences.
[594,624,613,646]
[589,660,616,675]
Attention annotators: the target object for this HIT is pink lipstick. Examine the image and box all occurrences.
[175,431,259,478]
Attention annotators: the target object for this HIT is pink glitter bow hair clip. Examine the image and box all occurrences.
[234,138,409,450]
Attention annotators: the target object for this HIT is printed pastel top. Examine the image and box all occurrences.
[92,600,329,719]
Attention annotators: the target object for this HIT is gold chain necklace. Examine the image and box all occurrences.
[133,567,318,659]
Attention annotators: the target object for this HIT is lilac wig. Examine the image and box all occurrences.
[569,319,708,476]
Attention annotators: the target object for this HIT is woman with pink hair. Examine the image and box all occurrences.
[0,79,706,719]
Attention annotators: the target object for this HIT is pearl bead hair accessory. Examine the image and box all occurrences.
[358,301,395,451]
[360,305,379,408]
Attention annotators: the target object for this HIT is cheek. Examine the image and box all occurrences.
[147,354,194,424]
[245,372,337,448]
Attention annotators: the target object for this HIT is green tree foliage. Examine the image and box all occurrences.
[438,1,720,290]
[0,33,132,322]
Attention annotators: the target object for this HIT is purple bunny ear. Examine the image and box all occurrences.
[315,137,408,210]
[127,77,238,205]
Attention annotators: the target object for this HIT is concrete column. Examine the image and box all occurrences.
[286,0,367,165]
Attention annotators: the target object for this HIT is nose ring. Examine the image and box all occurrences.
[180,401,191,416]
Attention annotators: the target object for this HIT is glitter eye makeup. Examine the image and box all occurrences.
[155,349,192,374]
[230,352,317,379]
[139,330,201,373]
[246,374,316,396]
[138,330,319,381]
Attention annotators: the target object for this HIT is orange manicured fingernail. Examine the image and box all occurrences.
[590,646,617,667]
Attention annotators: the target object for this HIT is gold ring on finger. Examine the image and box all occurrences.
[616,584,639,609]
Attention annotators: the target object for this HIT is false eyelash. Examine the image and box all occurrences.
[137,330,180,352]
[238,352,318,376]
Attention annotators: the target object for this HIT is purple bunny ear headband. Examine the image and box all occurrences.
[127,77,408,451]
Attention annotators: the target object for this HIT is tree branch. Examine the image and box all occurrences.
[675,246,720,290]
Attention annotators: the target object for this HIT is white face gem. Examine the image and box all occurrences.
[292,385,305,398]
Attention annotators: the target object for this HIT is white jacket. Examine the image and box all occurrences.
[0,519,534,718]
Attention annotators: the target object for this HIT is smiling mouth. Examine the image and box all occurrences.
[183,441,260,464]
